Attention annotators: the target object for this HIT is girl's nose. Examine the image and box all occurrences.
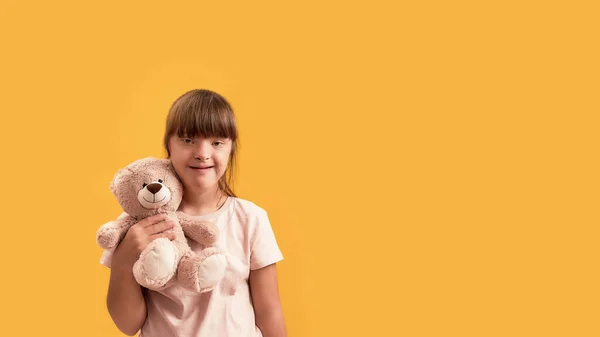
[194,141,211,160]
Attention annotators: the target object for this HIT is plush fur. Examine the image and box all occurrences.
[96,157,230,293]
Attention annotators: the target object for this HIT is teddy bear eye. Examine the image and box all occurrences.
[142,183,148,188]
[158,179,163,183]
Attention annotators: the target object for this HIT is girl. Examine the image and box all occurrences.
[100,89,287,337]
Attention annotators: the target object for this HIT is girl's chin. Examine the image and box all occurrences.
[185,179,218,190]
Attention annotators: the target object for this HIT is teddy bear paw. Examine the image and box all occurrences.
[178,248,227,293]
[133,238,178,289]
[196,254,228,292]
[96,227,120,250]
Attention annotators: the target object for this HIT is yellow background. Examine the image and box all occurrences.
[1,1,598,336]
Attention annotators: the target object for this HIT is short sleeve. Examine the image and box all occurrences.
[99,249,113,268]
[249,210,284,270]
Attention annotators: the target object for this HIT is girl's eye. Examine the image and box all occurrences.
[158,179,163,183]
[182,138,193,144]
[142,183,148,188]
[214,141,224,146]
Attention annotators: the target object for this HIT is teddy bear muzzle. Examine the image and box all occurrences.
[138,182,172,209]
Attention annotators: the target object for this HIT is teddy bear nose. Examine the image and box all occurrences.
[146,183,162,194]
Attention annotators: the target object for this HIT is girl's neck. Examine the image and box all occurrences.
[179,186,228,216]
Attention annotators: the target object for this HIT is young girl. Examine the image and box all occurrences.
[100,89,287,337]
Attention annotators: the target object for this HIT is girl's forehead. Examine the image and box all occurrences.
[176,125,230,137]
[172,132,230,140]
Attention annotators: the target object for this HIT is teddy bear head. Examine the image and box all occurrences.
[110,157,183,218]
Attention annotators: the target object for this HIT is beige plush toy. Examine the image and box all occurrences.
[96,157,230,293]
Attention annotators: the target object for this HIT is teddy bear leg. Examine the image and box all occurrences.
[220,255,245,295]
[133,238,179,290]
[177,248,228,293]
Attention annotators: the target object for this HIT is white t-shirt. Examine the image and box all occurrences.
[100,197,284,337]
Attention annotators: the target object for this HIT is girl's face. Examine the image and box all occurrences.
[168,135,232,193]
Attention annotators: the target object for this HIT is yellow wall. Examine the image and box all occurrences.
[1,1,598,336]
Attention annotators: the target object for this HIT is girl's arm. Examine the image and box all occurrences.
[249,263,287,337]
[105,213,175,336]
[107,262,147,336]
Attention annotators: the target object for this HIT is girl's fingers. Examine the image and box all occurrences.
[146,220,175,235]
[141,213,169,228]
[149,232,176,241]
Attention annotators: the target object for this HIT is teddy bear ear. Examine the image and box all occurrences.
[158,157,171,166]
[109,169,122,195]
[158,158,175,171]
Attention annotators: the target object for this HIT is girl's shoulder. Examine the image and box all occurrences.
[230,196,269,218]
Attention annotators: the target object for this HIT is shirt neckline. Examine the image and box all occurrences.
[182,196,234,221]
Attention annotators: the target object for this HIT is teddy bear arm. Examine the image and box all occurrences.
[114,214,138,236]
[177,213,219,245]
[97,213,137,250]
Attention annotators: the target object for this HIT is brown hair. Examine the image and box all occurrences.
[163,89,239,197]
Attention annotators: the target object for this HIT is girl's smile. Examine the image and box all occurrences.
[189,166,214,173]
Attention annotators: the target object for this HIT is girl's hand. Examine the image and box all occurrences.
[111,213,176,271]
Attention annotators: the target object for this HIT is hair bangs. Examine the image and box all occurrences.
[165,89,238,142]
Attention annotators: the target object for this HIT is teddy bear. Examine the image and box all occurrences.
[96,157,231,293]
